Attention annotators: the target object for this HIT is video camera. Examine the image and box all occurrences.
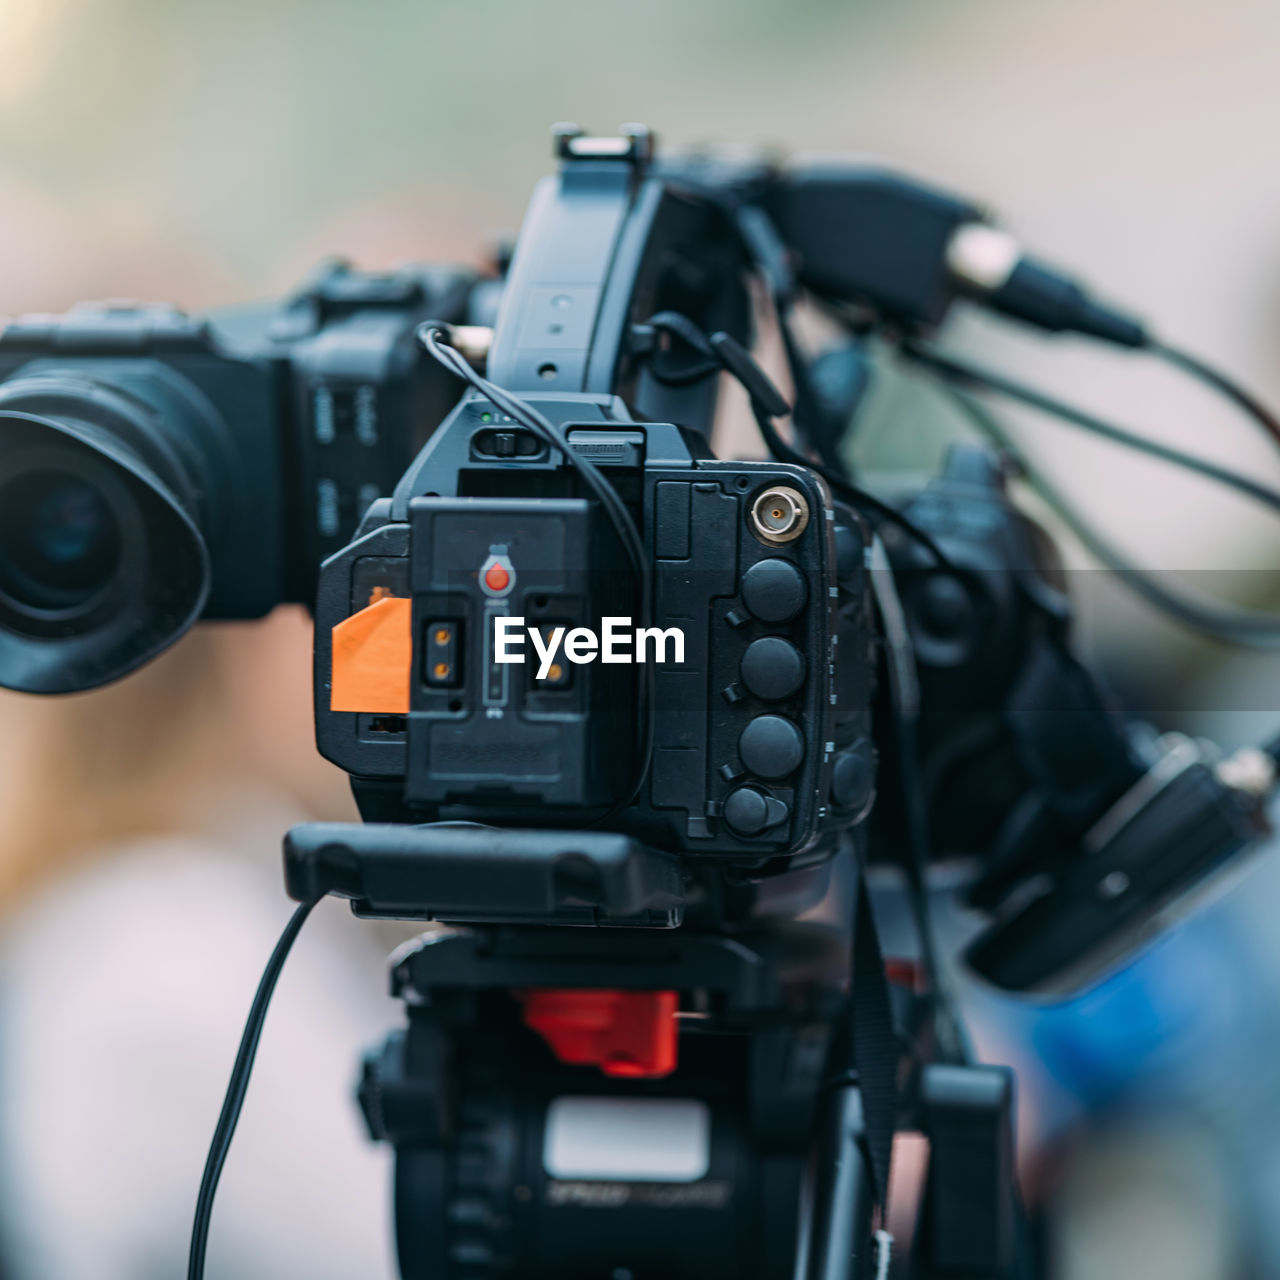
[0,261,473,693]
[3,123,1279,1280]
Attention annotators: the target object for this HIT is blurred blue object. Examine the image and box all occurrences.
[1028,882,1262,1108]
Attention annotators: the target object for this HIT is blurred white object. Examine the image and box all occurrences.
[0,794,401,1280]
[543,1096,711,1182]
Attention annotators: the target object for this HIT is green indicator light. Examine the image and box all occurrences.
[480,411,493,423]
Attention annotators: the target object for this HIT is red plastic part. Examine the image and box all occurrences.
[519,988,679,1079]
[483,564,511,592]
[884,957,923,991]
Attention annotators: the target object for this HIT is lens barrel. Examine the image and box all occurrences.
[0,363,222,693]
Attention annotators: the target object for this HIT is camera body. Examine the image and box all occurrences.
[305,129,880,871]
[0,261,472,691]
[314,392,876,867]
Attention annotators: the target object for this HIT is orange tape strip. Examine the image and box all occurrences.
[329,595,412,714]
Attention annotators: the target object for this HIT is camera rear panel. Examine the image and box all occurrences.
[405,495,633,811]
[315,409,874,867]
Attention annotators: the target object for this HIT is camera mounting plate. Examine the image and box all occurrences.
[283,821,686,927]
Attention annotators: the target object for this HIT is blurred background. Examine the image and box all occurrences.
[1,0,1279,1276]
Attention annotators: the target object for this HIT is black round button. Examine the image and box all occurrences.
[723,786,771,836]
[740,636,806,701]
[740,558,807,623]
[831,739,876,813]
[722,786,790,837]
[738,714,804,780]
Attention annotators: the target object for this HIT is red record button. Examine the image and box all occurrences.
[479,552,515,597]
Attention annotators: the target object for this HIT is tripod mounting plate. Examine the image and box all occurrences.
[283,821,686,927]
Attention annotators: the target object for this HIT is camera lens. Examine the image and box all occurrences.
[0,469,123,613]
[0,386,213,694]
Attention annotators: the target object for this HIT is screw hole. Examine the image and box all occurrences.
[735,476,751,490]
[448,698,463,713]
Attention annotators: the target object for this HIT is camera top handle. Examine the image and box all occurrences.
[487,124,750,420]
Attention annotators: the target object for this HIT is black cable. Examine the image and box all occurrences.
[774,303,848,474]
[905,341,1280,649]
[905,340,1280,514]
[747,399,958,569]
[638,310,723,385]
[1152,340,1280,456]
[867,539,972,1065]
[417,324,654,814]
[942,383,1280,649]
[638,313,964,574]
[894,709,972,1066]
[418,327,647,575]
[188,899,315,1280]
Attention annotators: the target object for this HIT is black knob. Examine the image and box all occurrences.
[723,787,769,835]
[723,786,790,837]
[738,714,804,780]
[740,636,806,701]
[740,558,807,623]
[831,739,877,813]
